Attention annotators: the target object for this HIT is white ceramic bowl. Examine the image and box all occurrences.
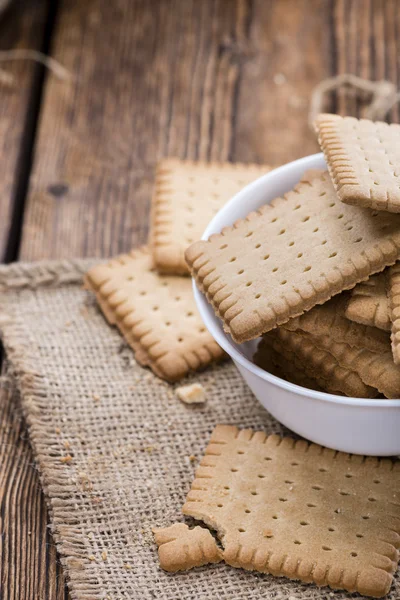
[193,153,400,456]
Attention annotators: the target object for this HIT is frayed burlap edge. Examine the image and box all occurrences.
[0,260,103,600]
[0,258,96,291]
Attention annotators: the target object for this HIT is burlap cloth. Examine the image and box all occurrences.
[0,259,398,600]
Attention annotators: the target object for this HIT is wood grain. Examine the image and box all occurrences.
[19,0,333,261]
[231,1,331,165]
[0,2,69,598]
[0,0,49,262]
[0,374,67,600]
[333,0,400,122]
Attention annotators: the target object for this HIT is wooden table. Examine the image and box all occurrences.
[0,1,399,597]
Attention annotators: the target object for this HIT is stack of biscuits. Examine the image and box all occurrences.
[186,114,400,398]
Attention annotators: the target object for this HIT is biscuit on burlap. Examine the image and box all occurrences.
[345,273,390,331]
[266,329,377,398]
[315,113,400,212]
[284,293,390,353]
[155,425,400,597]
[308,333,399,399]
[186,170,400,343]
[151,159,269,275]
[85,247,223,382]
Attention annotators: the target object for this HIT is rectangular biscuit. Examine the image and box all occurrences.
[345,273,390,331]
[84,247,223,382]
[308,333,399,399]
[387,263,400,364]
[186,170,400,343]
[315,113,400,212]
[253,336,324,392]
[151,159,269,275]
[174,425,400,597]
[267,329,377,398]
[284,293,390,353]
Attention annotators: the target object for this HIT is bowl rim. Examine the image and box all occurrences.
[193,153,400,408]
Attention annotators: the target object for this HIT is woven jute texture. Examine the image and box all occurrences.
[0,260,398,600]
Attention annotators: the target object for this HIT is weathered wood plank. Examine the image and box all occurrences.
[0,0,49,262]
[231,1,331,166]
[19,0,333,261]
[0,374,68,600]
[0,1,69,598]
[333,0,400,122]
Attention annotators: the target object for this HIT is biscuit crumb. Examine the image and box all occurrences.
[55,427,61,434]
[124,564,132,570]
[60,454,72,464]
[102,551,107,561]
[88,555,96,562]
[88,532,94,540]
[176,383,206,405]
[63,440,71,450]
[189,455,196,463]
[93,394,100,402]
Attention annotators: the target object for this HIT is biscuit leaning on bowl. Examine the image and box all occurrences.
[186,169,400,343]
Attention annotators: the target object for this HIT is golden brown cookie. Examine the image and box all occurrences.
[266,329,378,398]
[309,332,400,399]
[284,293,390,353]
[254,336,324,392]
[153,523,222,572]
[186,171,400,343]
[345,273,390,332]
[315,113,400,212]
[387,262,400,364]
[85,247,223,382]
[173,425,400,597]
[151,159,269,275]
